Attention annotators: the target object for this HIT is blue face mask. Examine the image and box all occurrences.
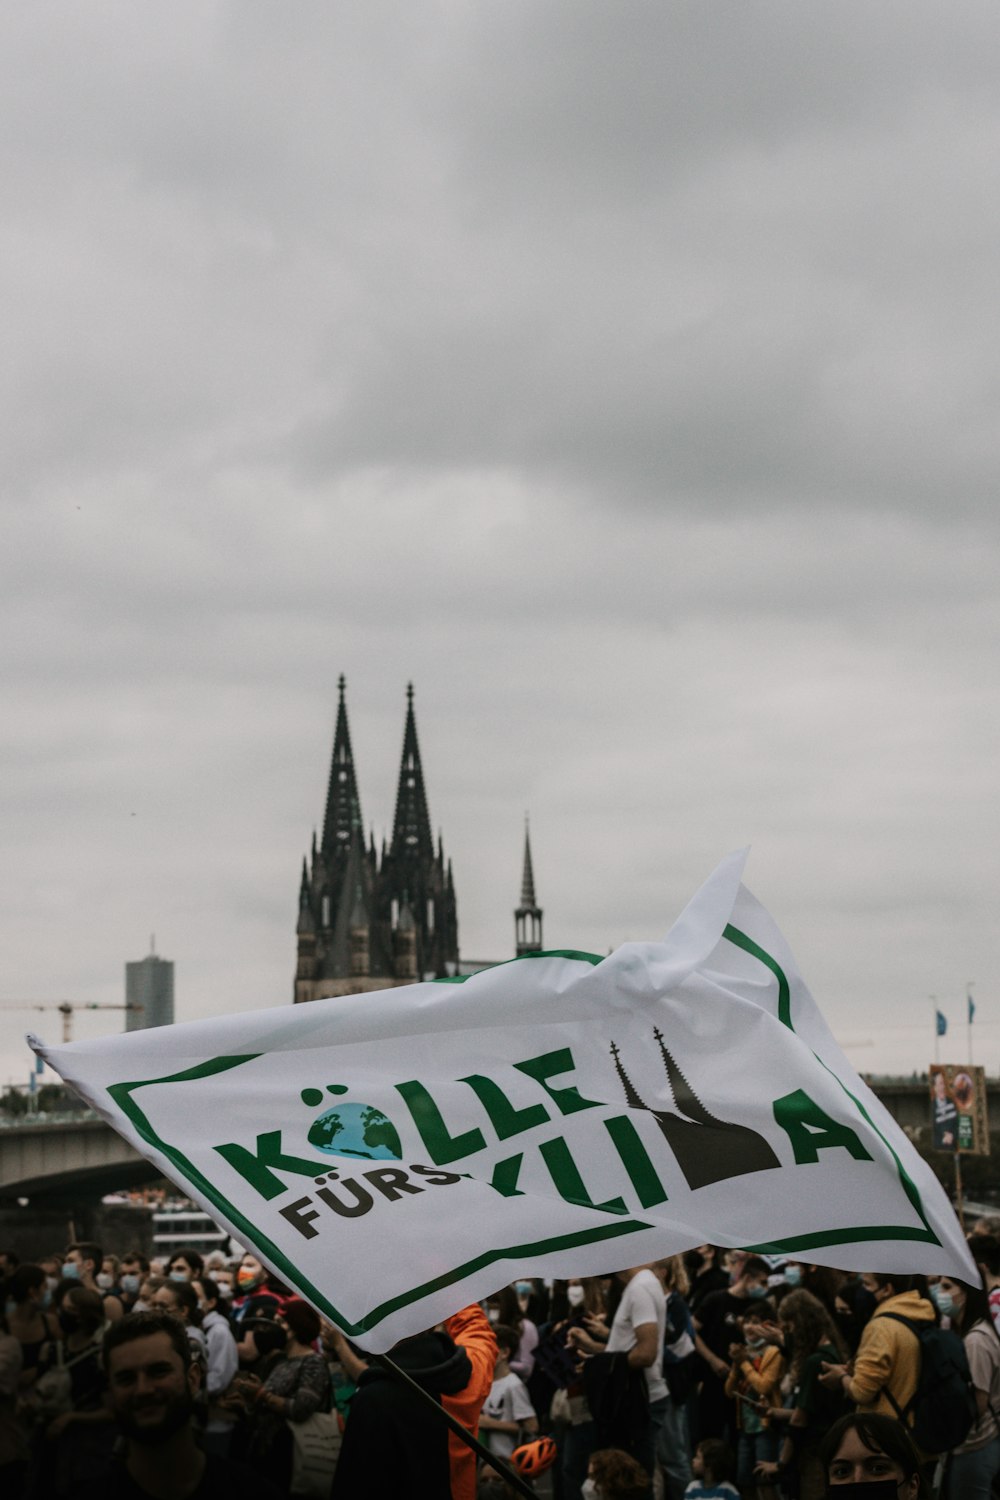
[784,1266,802,1287]
[747,1284,768,1300]
[120,1274,141,1295]
[931,1284,955,1318]
[61,1262,80,1280]
[169,1271,189,1283]
[515,1281,532,1297]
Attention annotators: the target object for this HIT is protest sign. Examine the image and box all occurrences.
[30,851,976,1353]
[930,1063,989,1154]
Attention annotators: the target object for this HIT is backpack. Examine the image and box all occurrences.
[880,1313,977,1454]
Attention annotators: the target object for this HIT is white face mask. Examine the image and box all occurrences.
[96,1273,114,1290]
[567,1286,586,1307]
[581,1480,601,1500]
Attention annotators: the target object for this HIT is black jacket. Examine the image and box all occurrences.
[332,1331,473,1500]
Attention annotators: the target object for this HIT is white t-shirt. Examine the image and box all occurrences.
[481,1370,535,1460]
[606,1268,667,1403]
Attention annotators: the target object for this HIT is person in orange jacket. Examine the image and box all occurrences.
[331,1302,497,1500]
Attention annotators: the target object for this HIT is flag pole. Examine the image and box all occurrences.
[968,980,975,1065]
[931,995,939,1064]
[374,1352,537,1500]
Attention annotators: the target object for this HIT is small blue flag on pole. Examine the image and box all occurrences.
[968,993,976,1024]
[936,1010,948,1036]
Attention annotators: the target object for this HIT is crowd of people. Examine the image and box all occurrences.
[1,1222,1000,1499]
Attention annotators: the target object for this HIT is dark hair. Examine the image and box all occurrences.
[65,1285,106,1332]
[819,1413,927,1496]
[67,1241,103,1275]
[9,1264,46,1303]
[740,1256,772,1282]
[868,1272,919,1296]
[243,1317,287,1359]
[120,1251,150,1273]
[742,1298,776,1324]
[949,1277,996,1339]
[167,1249,204,1278]
[968,1234,1000,1279]
[697,1438,735,1484]
[159,1279,202,1328]
[197,1276,220,1307]
[491,1285,524,1334]
[282,1297,320,1345]
[779,1288,847,1382]
[589,1447,650,1499]
[493,1322,520,1356]
[103,1309,191,1371]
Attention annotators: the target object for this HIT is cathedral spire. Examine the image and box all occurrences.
[520,818,537,907]
[389,682,434,862]
[321,675,363,858]
[515,817,543,956]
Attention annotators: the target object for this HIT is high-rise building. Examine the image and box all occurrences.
[126,943,174,1030]
[294,680,460,1002]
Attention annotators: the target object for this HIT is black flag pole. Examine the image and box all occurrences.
[374,1351,538,1500]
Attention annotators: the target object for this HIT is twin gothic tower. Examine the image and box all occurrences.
[294,679,544,1002]
[294,679,459,1001]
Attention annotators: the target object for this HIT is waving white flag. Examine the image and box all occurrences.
[30,852,975,1352]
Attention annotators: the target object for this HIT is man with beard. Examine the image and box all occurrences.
[77,1310,281,1499]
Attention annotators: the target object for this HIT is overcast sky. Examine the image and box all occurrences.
[2,1,998,1089]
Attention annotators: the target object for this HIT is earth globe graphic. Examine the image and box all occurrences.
[307,1101,402,1161]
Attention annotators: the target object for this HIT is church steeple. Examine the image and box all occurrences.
[321,675,363,858]
[515,818,543,956]
[389,683,434,863]
[296,679,459,1002]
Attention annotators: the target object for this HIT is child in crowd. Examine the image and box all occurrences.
[584,1447,650,1499]
[478,1323,537,1495]
[724,1299,784,1498]
[684,1439,739,1499]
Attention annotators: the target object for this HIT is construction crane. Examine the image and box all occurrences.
[0,1001,143,1044]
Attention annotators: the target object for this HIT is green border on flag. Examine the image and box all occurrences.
[105,934,939,1336]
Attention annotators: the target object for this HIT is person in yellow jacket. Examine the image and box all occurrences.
[818,1274,935,1444]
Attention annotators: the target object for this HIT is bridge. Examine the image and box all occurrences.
[0,1113,160,1201]
[2,1076,995,1204]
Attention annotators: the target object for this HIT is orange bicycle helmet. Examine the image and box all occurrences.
[511,1435,558,1476]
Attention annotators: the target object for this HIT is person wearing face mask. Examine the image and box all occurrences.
[117,1252,150,1311]
[97,1255,121,1296]
[5,1264,59,1389]
[533,1278,608,1500]
[151,1280,208,1371]
[61,1241,123,1323]
[692,1255,773,1442]
[191,1277,239,1458]
[568,1265,667,1479]
[487,1284,540,1385]
[755,1289,849,1499]
[166,1251,204,1285]
[933,1274,1000,1496]
[724,1300,784,1497]
[819,1412,927,1499]
[232,1255,283,1323]
[38,1284,117,1496]
[818,1275,935,1451]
